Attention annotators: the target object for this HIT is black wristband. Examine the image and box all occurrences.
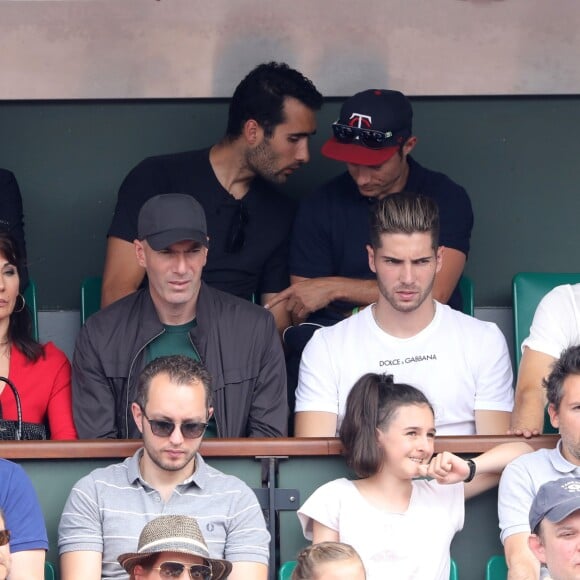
[464,458,476,483]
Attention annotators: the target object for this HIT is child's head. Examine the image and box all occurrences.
[291,542,366,580]
[339,373,435,478]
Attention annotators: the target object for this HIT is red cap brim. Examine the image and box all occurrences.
[321,137,398,166]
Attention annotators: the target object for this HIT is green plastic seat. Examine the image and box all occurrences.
[513,272,580,433]
[513,272,580,368]
[449,558,458,580]
[279,558,458,579]
[81,276,103,325]
[44,560,56,580]
[23,279,39,342]
[486,554,507,580]
[459,275,474,317]
[279,560,296,580]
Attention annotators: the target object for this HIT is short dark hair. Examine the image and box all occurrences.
[135,355,213,411]
[544,345,580,411]
[292,542,364,580]
[0,232,43,362]
[339,373,434,478]
[225,61,322,139]
[369,192,440,251]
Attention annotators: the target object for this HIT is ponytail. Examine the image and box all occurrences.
[339,373,433,478]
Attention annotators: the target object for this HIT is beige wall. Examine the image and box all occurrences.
[1,0,580,98]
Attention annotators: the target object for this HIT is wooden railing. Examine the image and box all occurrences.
[0,434,559,459]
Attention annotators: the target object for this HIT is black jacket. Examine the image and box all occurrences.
[72,283,287,438]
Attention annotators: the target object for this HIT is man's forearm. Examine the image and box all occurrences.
[326,277,378,306]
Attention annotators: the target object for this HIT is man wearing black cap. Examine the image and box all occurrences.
[266,89,472,326]
[72,193,287,439]
[101,62,322,334]
[528,478,580,580]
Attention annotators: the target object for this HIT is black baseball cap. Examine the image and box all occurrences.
[322,89,413,166]
[137,194,208,250]
[529,477,580,532]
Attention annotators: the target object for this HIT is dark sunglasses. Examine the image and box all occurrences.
[0,529,10,546]
[152,562,212,579]
[225,202,249,253]
[141,410,208,439]
[332,122,395,149]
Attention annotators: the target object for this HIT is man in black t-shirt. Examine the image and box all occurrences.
[266,89,473,323]
[103,62,322,333]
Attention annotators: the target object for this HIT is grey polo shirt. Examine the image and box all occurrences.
[58,449,269,579]
[498,439,580,543]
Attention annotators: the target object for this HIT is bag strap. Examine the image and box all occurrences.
[0,376,23,440]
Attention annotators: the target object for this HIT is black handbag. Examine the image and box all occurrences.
[0,376,47,440]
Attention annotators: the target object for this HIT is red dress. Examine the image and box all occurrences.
[0,342,78,440]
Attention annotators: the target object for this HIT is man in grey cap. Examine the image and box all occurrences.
[72,193,287,439]
[528,477,580,580]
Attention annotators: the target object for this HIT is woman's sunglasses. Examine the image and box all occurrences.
[0,529,10,546]
[152,561,212,579]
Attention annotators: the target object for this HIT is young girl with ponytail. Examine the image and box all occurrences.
[298,373,531,580]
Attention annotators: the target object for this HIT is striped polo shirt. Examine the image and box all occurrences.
[58,449,269,579]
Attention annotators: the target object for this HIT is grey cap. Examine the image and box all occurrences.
[529,477,580,532]
[118,515,232,580]
[137,194,208,250]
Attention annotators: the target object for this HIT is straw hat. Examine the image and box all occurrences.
[118,515,232,579]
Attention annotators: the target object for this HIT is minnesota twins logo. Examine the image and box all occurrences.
[348,113,372,129]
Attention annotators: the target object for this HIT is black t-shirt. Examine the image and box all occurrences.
[290,156,474,311]
[108,148,296,300]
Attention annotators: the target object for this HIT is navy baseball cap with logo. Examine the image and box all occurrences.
[529,477,580,532]
[322,89,413,166]
[138,193,208,251]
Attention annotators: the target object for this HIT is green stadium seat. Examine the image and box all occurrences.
[81,276,102,325]
[450,558,458,580]
[44,560,56,580]
[486,554,507,580]
[23,279,39,341]
[459,275,474,317]
[279,560,296,580]
[512,272,580,368]
[513,272,580,433]
[279,558,459,579]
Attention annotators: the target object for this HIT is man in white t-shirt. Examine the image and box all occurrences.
[511,284,580,437]
[294,193,514,437]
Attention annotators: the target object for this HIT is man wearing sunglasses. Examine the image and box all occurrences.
[72,193,287,439]
[102,62,322,335]
[266,89,472,338]
[60,356,269,580]
[0,458,48,579]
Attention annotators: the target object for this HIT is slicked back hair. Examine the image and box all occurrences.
[225,61,322,139]
[369,192,440,252]
[544,345,580,411]
[292,542,365,580]
[339,373,434,478]
[134,355,213,411]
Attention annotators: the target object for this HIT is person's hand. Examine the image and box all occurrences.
[506,424,542,439]
[0,547,11,580]
[419,451,471,484]
[265,279,336,320]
